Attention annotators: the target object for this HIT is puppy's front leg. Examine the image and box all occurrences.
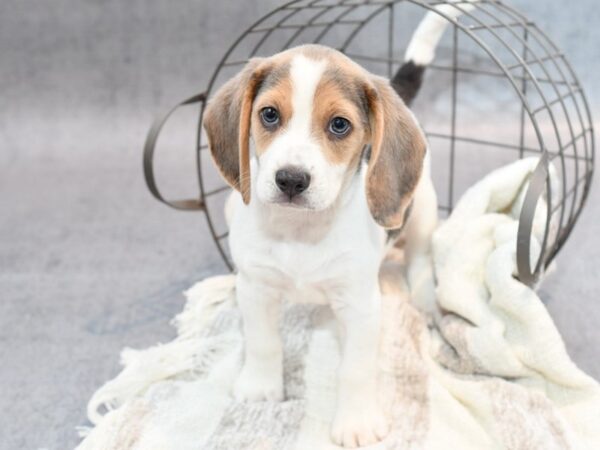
[234,272,284,402]
[331,283,389,447]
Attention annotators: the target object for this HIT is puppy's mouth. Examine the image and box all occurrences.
[270,193,314,210]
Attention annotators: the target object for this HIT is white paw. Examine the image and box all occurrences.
[233,364,283,402]
[331,404,389,448]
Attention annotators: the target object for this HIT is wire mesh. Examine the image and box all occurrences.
[190,0,594,282]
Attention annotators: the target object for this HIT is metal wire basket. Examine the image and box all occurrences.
[143,0,594,286]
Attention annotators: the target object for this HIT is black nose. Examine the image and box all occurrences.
[275,168,311,198]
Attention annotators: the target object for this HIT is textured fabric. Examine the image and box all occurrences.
[77,158,600,450]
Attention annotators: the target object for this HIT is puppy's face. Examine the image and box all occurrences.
[204,45,426,229]
[251,53,368,211]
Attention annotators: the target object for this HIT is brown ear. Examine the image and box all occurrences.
[203,58,269,204]
[364,76,427,229]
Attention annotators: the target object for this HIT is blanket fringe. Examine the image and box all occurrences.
[87,275,237,425]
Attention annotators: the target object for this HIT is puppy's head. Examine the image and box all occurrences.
[203,44,426,229]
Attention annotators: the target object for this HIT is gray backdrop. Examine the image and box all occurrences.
[1,1,598,449]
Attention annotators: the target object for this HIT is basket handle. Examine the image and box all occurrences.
[143,92,207,211]
[516,153,550,286]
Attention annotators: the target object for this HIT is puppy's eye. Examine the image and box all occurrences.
[260,107,280,127]
[329,117,351,136]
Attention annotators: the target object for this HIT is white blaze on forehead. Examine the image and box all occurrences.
[288,54,327,135]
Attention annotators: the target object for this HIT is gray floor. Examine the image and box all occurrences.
[1,1,598,449]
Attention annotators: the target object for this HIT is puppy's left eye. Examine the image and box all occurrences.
[329,117,351,137]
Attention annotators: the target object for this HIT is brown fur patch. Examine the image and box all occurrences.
[203,58,272,203]
[311,75,368,167]
[365,76,426,229]
[305,47,426,229]
[251,73,293,156]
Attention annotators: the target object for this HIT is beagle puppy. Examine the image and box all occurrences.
[203,44,437,447]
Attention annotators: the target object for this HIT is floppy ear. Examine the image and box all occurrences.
[364,76,427,229]
[203,58,268,204]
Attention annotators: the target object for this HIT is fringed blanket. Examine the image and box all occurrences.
[77,158,600,450]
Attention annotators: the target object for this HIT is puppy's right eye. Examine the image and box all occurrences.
[260,107,280,128]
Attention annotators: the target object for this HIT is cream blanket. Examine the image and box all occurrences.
[77,158,600,450]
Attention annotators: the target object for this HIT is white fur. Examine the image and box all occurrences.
[230,53,438,447]
[404,0,477,65]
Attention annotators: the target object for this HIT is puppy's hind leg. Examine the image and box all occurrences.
[401,151,438,260]
[234,272,284,402]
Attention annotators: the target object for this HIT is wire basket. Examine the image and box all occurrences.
[143,0,595,286]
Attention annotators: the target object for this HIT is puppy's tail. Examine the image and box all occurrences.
[390,1,477,105]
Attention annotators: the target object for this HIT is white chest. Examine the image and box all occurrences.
[228,189,386,305]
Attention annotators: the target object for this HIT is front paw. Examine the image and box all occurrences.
[233,364,283,402]
[331,403,389,448]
